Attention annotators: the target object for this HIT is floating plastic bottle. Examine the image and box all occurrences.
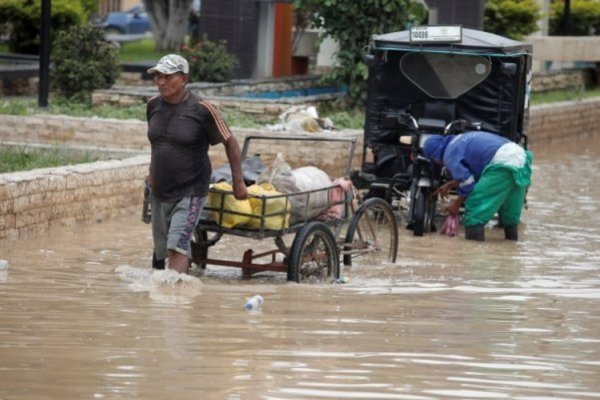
[334,277,349,284]
[244,294,263,310]
[0,259,8,270]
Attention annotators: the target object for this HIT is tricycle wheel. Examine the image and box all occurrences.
[413,187,436,236]
[288,222,340,283]
[413,187,437,237]
[343,197,398,266]
[413,188,427,236]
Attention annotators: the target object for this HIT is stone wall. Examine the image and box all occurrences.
[527,98,600,145]
[91,90,340,122]
[531,69,596,93]
[0,97,599,239]
[2,97,598,149]
[0,115,150,150]
[0,156,148,240]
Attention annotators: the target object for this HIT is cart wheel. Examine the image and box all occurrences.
[343,197,398,266]
[191,228,221,270]
[190,229,208,269]
[288,222,340,283]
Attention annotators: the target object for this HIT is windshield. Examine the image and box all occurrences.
[400,52,491,99]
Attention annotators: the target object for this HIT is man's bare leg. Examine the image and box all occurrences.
[168,250,190,274]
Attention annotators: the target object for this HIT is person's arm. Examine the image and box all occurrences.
[435,179,459,198]
[223,135,248,200]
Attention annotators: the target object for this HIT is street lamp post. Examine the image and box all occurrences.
[38,0,51,108]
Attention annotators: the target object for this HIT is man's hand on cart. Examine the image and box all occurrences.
[232,178,249,200]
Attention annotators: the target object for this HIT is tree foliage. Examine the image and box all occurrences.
[293,0,427,106]
[483,0,541,40]
[0,0,84,54]
[52,25,120,102]
[180,34,239,82]
[142,0,194,51]
[549,0,600,35]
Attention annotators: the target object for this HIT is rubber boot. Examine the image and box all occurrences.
[504,224,519,241]
[465,224,485,241]
[152,252,165,270]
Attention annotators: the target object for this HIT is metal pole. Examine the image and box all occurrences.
[561,0,571,35]
[38,0,51,108]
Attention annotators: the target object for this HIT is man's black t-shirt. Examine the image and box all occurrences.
[146,91,232,200]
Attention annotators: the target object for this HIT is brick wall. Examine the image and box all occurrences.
[0,156,148,240]
[527,98,600,147]
[2,97,598,149]
[0,97,598,239]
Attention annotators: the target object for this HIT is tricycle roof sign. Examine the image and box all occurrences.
[372,28,532,55]
[409,25,462,44]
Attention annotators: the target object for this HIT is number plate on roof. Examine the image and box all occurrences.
[409,25,462,44]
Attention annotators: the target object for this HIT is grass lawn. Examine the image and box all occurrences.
[117,38,163,63]
[0,146,102,173]
[530,87,600,105]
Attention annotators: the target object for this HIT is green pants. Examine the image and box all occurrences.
[464,151,533,227]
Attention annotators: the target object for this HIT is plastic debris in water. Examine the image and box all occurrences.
[0,260,8,270]
[245,294,264,310]
[334,277,350,284]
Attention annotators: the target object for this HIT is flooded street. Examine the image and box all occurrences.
[0,135,599,400]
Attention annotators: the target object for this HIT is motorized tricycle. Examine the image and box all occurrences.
[353,25,533,236]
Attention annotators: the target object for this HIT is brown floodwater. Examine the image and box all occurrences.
[0,135,599,400]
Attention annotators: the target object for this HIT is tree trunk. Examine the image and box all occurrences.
[143,0,194,51]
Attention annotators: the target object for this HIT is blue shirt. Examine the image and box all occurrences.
[443,131,511,196]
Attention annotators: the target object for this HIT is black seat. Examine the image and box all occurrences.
[418,100,456,132]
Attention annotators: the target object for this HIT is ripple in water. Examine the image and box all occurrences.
[115,265,203,304]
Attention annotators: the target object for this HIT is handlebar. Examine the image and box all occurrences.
[444,119,481,135]
[397,113,419,131]
[394,112,480,135]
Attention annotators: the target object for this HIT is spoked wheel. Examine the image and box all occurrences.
[190,228,221,269]
[343,197,398,266]
[288,222,340,283]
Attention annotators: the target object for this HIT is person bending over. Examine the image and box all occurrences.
[423,131,533,241]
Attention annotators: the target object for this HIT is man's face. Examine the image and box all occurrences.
[154,72,187,99]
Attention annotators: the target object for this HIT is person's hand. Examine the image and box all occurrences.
[446,196,464,216]
[232,180,248,200]
[435,180,458,198]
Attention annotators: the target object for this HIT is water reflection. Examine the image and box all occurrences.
[0,136,598,399]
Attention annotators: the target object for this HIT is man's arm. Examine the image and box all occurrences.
[223,135,248,200]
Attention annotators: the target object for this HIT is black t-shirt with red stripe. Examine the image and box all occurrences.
[146,91,231,201]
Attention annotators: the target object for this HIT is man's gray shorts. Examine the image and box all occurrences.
[151,195,206,260]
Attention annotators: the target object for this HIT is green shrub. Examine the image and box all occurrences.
[180,34,239,83]
[549,0,600,35]
[0,0,85,54]
[484,0,541,40]
[52,25,120,102]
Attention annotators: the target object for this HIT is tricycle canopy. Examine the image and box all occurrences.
[364,27,533,146]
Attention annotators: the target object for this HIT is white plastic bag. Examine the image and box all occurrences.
[288,166,333,223]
